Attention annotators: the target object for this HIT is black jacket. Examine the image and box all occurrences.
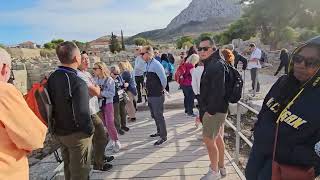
[200,50,229,117]
[233,50,248,70]
[47,66,94,136]
[253,75,320,168]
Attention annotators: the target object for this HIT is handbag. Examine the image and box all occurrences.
[272,88,315,180]
[122,91,130,103]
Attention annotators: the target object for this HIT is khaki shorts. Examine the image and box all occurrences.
[202,112,227,139]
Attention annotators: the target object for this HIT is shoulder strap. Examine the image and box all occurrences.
[64,73,79,128]
[272,87,305,160]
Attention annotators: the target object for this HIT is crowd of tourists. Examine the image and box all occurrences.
[1,35,320,180]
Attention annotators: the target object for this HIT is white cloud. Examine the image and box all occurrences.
[0,0,191,44]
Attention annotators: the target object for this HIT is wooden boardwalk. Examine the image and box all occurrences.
[91,108,243,180]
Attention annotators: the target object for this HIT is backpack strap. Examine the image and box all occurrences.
[64,73,79,128]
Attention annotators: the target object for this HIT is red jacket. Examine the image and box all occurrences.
[180,62,194,86]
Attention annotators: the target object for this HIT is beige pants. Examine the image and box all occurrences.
[56,132,93,180]
[125,91,136,119]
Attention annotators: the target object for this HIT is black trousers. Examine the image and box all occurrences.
[135,76,144,102]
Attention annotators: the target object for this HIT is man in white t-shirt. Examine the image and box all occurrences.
[78,51,114,171]
[247,43,261,92]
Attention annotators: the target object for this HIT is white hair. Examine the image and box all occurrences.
[0,48,11,65]
[187,54,200,65]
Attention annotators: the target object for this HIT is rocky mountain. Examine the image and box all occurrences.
[127,0,241,43]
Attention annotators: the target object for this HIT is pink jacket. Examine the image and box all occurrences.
[180,63,194,86]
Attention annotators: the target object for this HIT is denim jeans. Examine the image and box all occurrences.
[181,85,195,115]
[245,144,272,180]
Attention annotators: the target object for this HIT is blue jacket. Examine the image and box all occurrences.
[121,71,137,96]
[94,77,115,105]
[161,60,174,77]
[145,59,167,97]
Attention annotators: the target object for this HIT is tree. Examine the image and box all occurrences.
[299,29,319,41]
[51,39,64,45]
[109,32,122,53]
[133,37,147,46]
[72,40,86,50]
[176,36,193,49]
[121,30,125,50]
[241,0,320,48]
[44,39,65,49]
[44,42,55,49]
[182,41,194,49]
[278,26,299,43]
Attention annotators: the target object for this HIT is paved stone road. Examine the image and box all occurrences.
[91,107,243,180]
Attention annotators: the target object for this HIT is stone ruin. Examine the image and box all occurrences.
[11,52,136,94]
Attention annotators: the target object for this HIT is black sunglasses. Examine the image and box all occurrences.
[292,54,320,68]
[198,47,211,52]
[140,53,146,56]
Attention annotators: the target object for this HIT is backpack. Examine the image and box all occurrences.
[24,78,52,127]
[260,50,268,63]
[224,63,243,103]
[174,63,186,84]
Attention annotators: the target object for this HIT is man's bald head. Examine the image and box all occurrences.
[0,48,12,83]
[0,48,11,65]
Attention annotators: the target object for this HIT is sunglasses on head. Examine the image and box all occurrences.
[93,67,101,70]
[198,47,211,52]
[292,54,320,68]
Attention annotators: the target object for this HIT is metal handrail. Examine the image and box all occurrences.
[225,101,259,164]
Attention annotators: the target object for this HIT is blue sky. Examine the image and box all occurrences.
[0,0,192,45]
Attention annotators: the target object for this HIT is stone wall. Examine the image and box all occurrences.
[7,48,41,59]
[11,54,135,93]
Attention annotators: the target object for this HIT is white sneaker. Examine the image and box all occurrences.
[219,167,227,177]
[106,140,115,150]
[113,140,121,153]
[200,167,221,180]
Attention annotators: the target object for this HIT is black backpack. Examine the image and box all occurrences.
[260,50,268,63]
[224,63,243,103]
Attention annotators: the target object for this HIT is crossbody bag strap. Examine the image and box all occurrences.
[272,88,305,161]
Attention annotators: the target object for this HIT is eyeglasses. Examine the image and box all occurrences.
[140,53,146,56]
[292,54,320,68]
[111,72,119,76]
[93,67,101,70]
[198,47,211,52]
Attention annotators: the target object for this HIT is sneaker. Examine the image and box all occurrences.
[104,156,114,162]
[113,140,121,153]
[150,133,160,138]
[154,138,167,146]
[188,113,197,117]
[200,167,221,180]
[93,163,113,172]
[122,126,130,132]
[117,129,125,135]
[106,140,115,150]
[130,118,136,122]
[219,167,227,177]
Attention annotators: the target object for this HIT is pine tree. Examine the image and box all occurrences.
[109,32,121,53]
[121,30,125,51]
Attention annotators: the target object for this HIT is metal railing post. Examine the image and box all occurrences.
[235,103,241,164]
